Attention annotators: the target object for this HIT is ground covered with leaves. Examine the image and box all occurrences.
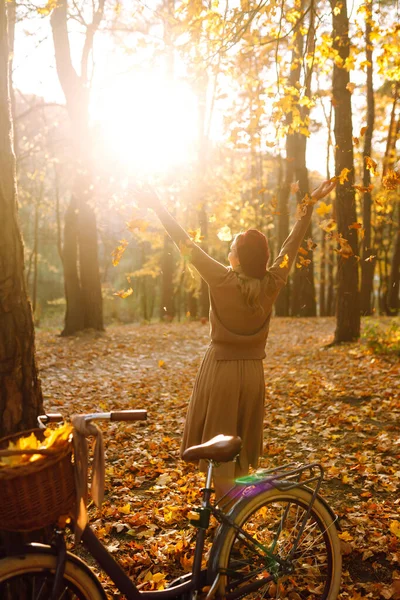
[37,317,400,599]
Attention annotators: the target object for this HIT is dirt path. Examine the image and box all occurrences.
[36,317,400,598]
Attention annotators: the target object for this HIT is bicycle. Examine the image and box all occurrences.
[0,409,342,599]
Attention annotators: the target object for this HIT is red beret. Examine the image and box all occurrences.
[236,229,269,280]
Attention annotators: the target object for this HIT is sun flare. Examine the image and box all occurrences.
[91,73,199,177]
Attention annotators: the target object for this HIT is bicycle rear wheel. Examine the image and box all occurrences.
[210,486,341,600]
[0,551,106,600]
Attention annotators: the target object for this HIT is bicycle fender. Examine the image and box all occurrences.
[7,543,107,599]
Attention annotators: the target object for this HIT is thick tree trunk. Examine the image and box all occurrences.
[51,1,104,335]
[360,14,375,316]
[0,0,43,437]
[331,0,360,342]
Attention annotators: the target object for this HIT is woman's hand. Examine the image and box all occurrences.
[130,183,162,211]
[311,179,337,201]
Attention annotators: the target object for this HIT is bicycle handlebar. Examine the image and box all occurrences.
[110,410,147,421]
[37,410,148,428]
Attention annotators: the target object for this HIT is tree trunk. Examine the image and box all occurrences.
[51,0,104,335]
[275,155,290,316]
[61,198,84,336]
[319,229,327,316]
[0,0,43,437]
[291,2,317,316]
[360,12,375,316]
[159,235,175,320]
[330,0,360,342]
[387,203,400,315]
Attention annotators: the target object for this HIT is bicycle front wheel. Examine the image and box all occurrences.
[0,551,107,600]
[211,486,341,600]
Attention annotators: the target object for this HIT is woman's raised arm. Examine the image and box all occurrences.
[132,185,229,286]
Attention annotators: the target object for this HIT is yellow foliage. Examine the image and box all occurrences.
[0,423,73,467]
[316,202,333,217]
[279,254,289,269]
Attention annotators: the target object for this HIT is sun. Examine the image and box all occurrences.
[91,72,199,178]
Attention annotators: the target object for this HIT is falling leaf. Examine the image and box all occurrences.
[296,256,311,269]
[346,82,356,93]
[279,254,289,269]
[335,235,354,259]
[114,288,133,299]
[360,126,368,136]
[290,181,300,194]
[188,229,204,243]
[158,359,165,368]
[316,202,333,217]
[365,255,376,262]
[364,156,379,176]
[112,239,129,266]
[320,219,337,233]
[298,246,308,256]
[295,195,312,220]
[217,225,233,242]
[348,222,363,230]
[338,168,351,184]
[306,238,317,251]
[353,137,360,146]
[353,184,374,193]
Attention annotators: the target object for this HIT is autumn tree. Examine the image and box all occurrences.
[0,0,42,437]
[330,0,360,342]
[50,0,104,335]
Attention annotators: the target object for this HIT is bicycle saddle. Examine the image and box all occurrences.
[182,434,242,463]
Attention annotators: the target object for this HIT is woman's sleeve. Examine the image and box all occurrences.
[268,202,314,287]
[154,205,229,286]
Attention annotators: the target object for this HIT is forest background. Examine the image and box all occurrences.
[0,0,399,597]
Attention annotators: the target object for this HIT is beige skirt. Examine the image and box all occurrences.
[180,344,265,477]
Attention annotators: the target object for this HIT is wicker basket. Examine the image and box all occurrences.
[0,429,75,532]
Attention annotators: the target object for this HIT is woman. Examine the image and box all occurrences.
[134,179,336,499]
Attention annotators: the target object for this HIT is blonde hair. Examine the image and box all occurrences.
[233,265,263,311]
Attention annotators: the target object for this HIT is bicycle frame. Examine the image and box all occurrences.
[37,461,329,600]
[2,411,336,600]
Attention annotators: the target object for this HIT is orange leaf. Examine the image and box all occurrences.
[353,184,374,193]
[348,222,362,229]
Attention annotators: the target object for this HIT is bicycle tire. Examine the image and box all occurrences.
[209,486,341,600]
[0,550,107,600]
